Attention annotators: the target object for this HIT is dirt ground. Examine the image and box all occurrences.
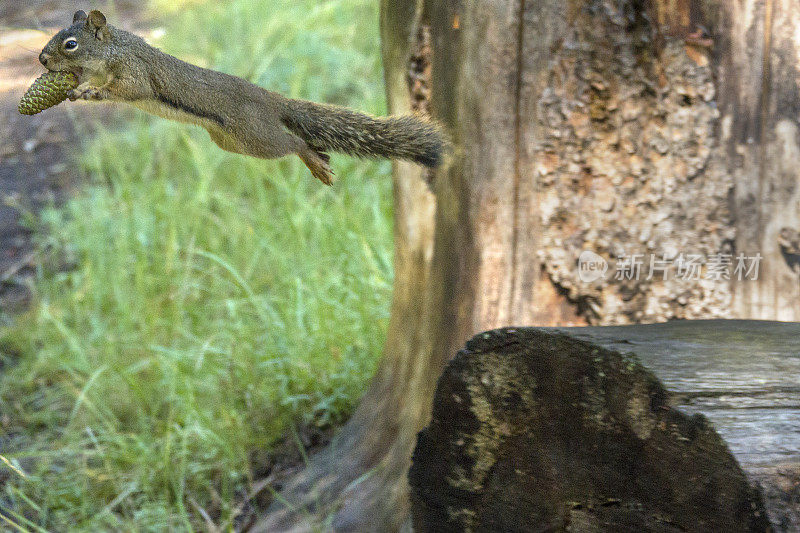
[0,1,141,316]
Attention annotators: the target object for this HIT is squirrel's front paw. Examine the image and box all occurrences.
[67,86,107,101]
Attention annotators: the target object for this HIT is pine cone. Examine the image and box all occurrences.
[19,71,79,115]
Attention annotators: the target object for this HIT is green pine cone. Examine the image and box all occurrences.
[19,71,79,115]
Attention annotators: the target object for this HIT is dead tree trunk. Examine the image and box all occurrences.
[256,1,800,530]
[706,0,800,319]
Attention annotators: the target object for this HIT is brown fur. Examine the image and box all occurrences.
[39,10,449,185]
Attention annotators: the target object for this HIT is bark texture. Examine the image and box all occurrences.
[409,326,771,532]
[534,2,733,324]
[705,0,800,320]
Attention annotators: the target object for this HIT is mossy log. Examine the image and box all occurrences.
[410,320,800,531]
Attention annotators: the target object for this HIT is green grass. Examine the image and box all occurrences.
[0,0,392,530]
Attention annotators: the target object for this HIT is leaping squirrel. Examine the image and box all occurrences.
[39,10,447,185]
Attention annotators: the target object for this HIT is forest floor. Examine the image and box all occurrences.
[0,1,139,315]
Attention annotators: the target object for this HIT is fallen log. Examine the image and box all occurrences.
[409,320,799,531]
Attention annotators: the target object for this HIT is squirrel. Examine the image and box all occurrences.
[38,10,447,185]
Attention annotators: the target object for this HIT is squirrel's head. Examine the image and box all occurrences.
[39,10,112,75]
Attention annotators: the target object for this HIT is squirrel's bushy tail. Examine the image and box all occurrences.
[282,99,447,168]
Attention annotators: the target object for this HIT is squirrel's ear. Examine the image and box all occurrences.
[72,10,87,24]
[86,10,111,41]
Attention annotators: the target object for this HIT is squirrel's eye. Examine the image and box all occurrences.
[63,39,78,51]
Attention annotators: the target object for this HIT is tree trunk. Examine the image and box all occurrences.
[256,1,800,530]
[705,0,800,319]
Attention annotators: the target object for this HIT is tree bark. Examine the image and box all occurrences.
[256,1,800,530]
[704,0,800,319]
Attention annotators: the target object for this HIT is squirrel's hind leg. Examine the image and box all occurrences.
[298,147,334,186]
[207,125,333,185]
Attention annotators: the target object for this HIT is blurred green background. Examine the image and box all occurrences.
[0,0,392,530]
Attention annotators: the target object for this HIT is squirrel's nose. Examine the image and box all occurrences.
[39,52,51,66]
